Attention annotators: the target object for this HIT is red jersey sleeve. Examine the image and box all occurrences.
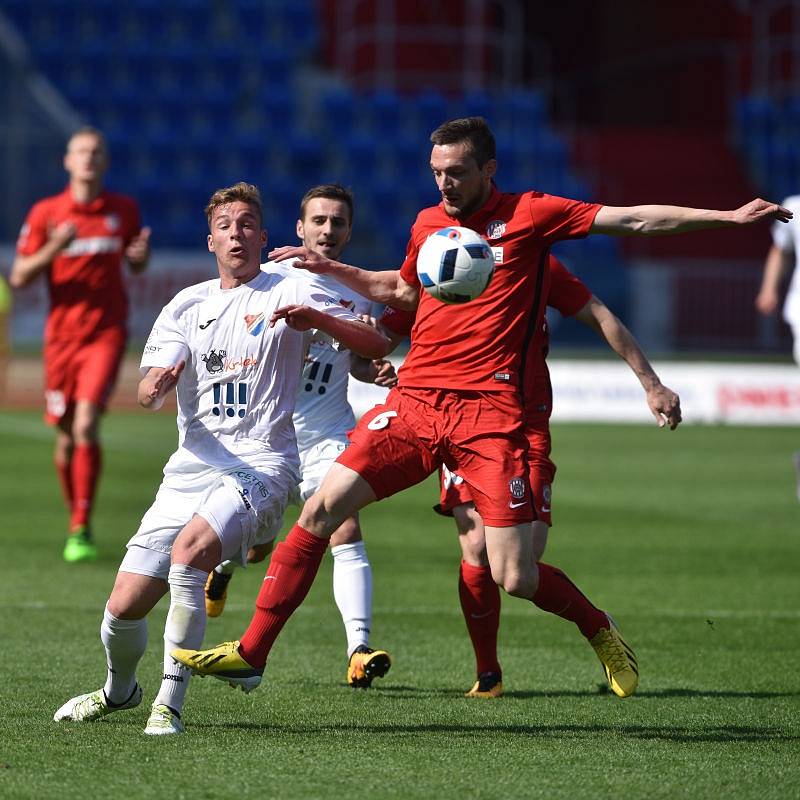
[547,256,592,317]
[16,199,51,256]
[529,193,601,245]
[379,306,415,338]
[119,195,143,247]
[398,228,422,288]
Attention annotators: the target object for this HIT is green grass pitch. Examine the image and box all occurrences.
[0,409,798,799]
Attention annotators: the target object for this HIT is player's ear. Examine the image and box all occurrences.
[261,229,268,248]
[207,233,214,253]
[295,218,304,241]
[483,158,497,180]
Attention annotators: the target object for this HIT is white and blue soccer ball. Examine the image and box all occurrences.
[416,226,495,304]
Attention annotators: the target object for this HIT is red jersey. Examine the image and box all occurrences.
[16,187,142,345]
[397,186,600,392]
[378,305,416,338]
[526,256,592,417]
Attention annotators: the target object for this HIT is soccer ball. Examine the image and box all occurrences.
[416,226,495,304]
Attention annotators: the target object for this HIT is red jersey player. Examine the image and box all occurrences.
[436,255,680,698]
[173,116,789,700]
[10,127,151,563]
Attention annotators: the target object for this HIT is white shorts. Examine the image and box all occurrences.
[293,436,348,504]
[120,466,294,580]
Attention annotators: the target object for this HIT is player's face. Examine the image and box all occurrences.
[430,142,496,219]
[64,133,108,182]
[207,201,266,284]
[297,197,352,261]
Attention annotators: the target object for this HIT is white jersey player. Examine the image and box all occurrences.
[204,185,397,689]
[756,193,800,498]
[757,194,800,364]
[52,182,390,735]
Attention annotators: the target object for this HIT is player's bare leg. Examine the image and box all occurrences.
[484,520,638,697]
[173,464,377,686]
[143,515,223,734]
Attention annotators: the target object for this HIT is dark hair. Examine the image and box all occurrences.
[430,117,496,167]
[299,183,355,223]
[205,182,263,226]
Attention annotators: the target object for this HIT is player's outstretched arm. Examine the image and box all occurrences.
[591,198,792,237]
[9,222,76,288]
[270,305,392,360]
[267,245,419,310]
[125,226,151,273]
[138,361,185,410]
[755,244,792,315]
[574,296,681,429]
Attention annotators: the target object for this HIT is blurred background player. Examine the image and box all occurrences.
[53,182,390,735]
[755,193,800,499]
[435,254,680,698]
[173,116,790,700]
[0,273,11,404]
[9,126,151,563]
[204,183,395,688]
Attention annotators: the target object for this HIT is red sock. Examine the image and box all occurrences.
[239,525,328,668]
[54,456,73,510]
[459,561,502,676]
[532,562,608,639]
[70,443,101,529]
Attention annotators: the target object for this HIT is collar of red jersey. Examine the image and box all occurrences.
[64,187,109,213]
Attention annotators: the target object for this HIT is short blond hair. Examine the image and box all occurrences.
[67,126,107,153]
[205,182,263,227]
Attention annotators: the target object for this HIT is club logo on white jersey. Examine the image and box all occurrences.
[509,476,526,499]
[201,349,227,374]
[310,292,339,307]
[244,313,265,336]
[486,220,506,239]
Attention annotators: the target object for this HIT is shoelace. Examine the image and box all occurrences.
[596,632,630,672]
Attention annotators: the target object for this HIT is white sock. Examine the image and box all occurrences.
[101,605,147,705]
[154,564,207,715]
[331,541,373,657]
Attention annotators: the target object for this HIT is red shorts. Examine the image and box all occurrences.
[338,386,533,527]
[436,415,556,526]
[43,327,126,424]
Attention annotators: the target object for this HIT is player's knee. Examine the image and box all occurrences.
[329,516,361,547]
[492,562,539,599]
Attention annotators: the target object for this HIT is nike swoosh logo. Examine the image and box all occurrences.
[470,611,495,619]
[263,575,276,582]
[199,318,217,329]
[509,501,527,509]
[540,506,551,513]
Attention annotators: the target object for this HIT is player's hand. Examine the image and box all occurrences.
[755,287,779,315]
[139,361,185,409]
[372,358,398,388]
[732,199,793,225]
[646,383,681,430]
[126,226,152,267]
[270,304,320,332]
[268,246,330,274]
[50,221,77,250]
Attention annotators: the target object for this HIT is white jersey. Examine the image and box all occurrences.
[140,268,362,489]
[265,261,374,448]
[773,195,800,327]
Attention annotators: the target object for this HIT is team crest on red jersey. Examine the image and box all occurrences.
[509,477,526,499]
[104,213,120,232]
[486,220,506,239]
